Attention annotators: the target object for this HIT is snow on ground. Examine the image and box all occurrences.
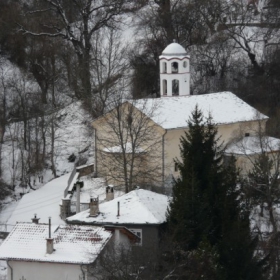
[1,100,94,188]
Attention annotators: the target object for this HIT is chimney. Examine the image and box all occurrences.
[60,198,71,220]
[106,185,114,201]
[89,197,99,217]
[31,214,40,224]
[117,201,120,217]
[46,217,54,254]
[76,182,81,213]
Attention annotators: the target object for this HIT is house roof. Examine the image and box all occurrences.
[67,189,169,225]
[0,223,112,264]
[225,136,280,155]
[131,92,268,130]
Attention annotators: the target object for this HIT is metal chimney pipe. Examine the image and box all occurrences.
[117,202,120,217]
[46,217,54,254]
[76,182,80,213]
[49,217,51,238]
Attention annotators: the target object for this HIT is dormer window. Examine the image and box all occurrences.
[171,62,178,73]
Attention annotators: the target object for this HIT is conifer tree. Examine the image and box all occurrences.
[166,106,265,280]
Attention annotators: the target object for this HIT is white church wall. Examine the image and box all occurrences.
[163,119,267,180]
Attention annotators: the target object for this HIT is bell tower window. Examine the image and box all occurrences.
[162,62,167,73]
[183,61,187,68]
[171,62,178,73]
[172,80,179,96]
[162,80,167,95]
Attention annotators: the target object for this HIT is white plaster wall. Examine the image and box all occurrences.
[164,119,267,179]
[160,58,190,96]
[7,260,87,280]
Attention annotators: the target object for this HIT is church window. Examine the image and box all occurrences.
[183,61,187,68]
[163,80,167,95]
[171,62,178,73]
[175,162,179,172]
[162,62,167,73]
[172,80,179,96]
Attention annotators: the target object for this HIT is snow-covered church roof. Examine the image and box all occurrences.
[132,92,268,130]
[0,223,111,264]
[67,189,169,225]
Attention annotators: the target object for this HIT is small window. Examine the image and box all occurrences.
[175,162,179,172]
[163,79,167,95]
[245,133,250,137]
[130,228,142,246]
[171,62,178,73]
[183,61,187,68]
[172,79,179,96]
[162,62,167,73]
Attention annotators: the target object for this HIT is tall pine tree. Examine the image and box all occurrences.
[167,106,266,280]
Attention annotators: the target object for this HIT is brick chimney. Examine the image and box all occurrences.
[46,217,54,254]
[106,185,114,201]
[31,214,40,224]
[89,197,99,217]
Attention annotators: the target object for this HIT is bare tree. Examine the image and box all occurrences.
[89,243,161,280]
[226,121,280,278]
[19,0,147,105]
[90,27,130,117]
[94,96,165,193]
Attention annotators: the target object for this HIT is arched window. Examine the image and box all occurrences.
[172,80,179,96]
[162,62,167,73]
[162,80,167,95]
[183,61,187,68]
[171,62,178,73]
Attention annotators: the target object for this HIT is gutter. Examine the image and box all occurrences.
[7,260,13,280]
[80,264,87,280]
[162,130,167,186]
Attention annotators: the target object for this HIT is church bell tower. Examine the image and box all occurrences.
[159,41,190,97]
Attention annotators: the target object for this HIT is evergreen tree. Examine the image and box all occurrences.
[167,106,266,280]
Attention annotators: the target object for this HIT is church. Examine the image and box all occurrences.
[92,42,279,188]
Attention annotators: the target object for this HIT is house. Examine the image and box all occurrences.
[66,188,169,248]
[0,218,112,280]
[93,42,272,187]
[225,135,280,175]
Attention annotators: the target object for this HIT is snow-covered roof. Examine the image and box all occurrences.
[132,92,268,130]
[0,223,112,264]
[102,142,145,153]
[225,136,280,155]
[161,42,187,56]
[67,189,169,225]
[4,173,71,231]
